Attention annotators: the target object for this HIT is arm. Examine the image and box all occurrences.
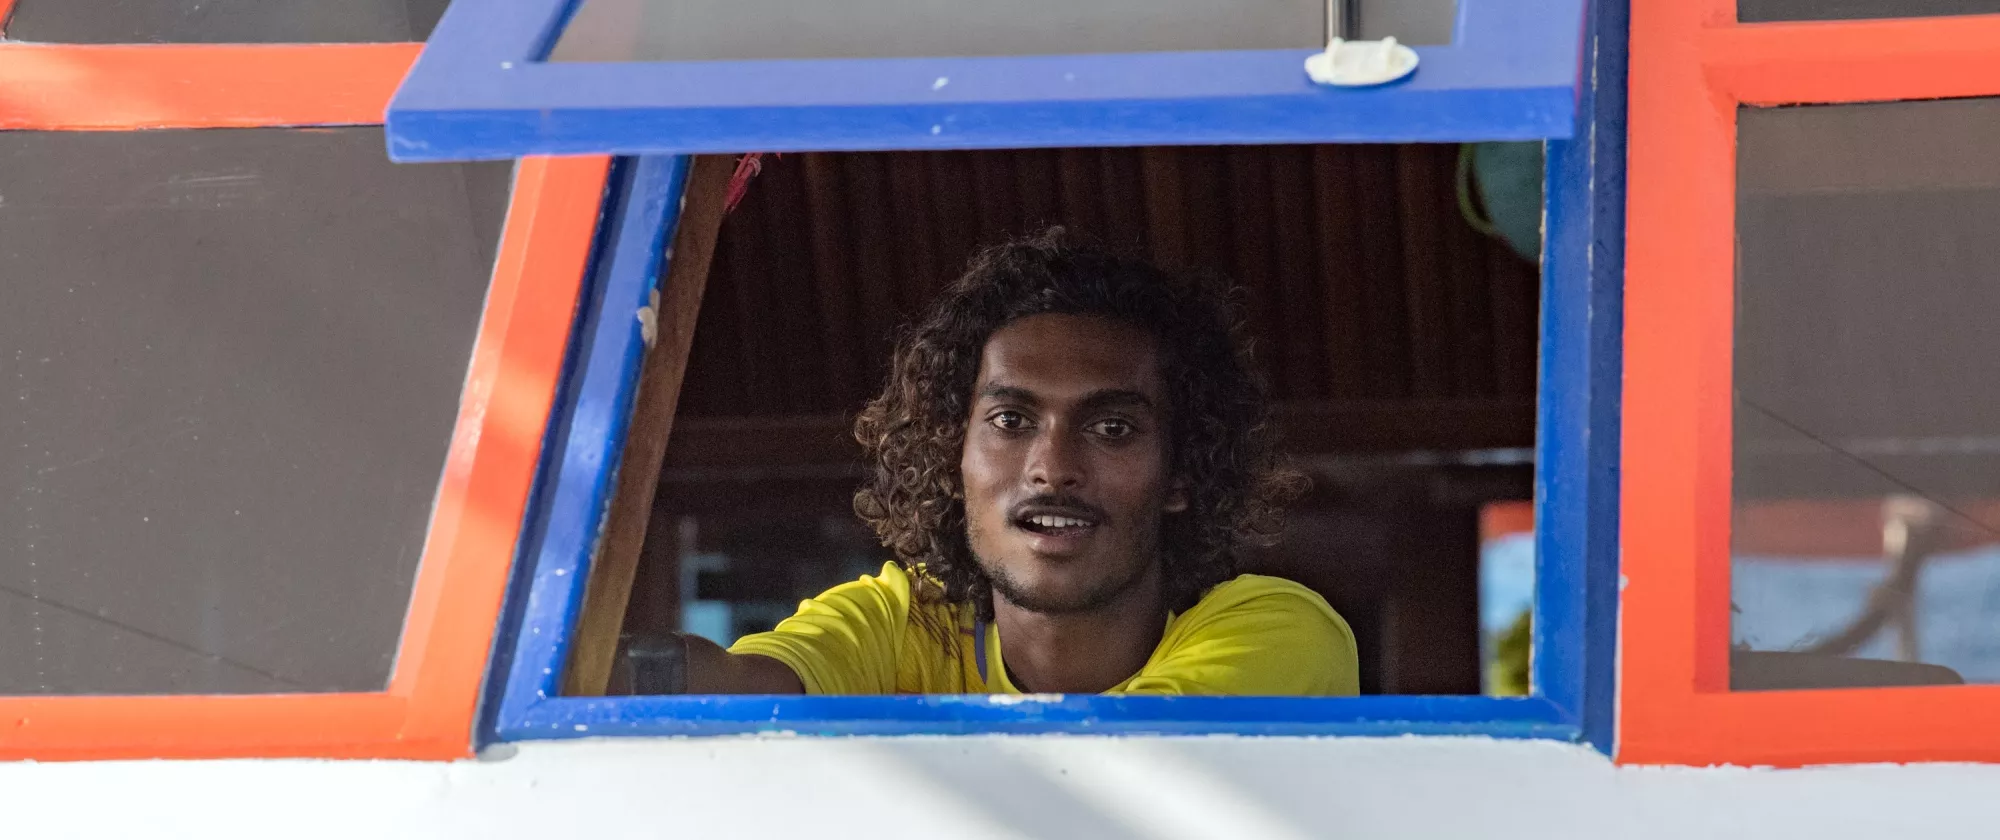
[724,563,912,694]
[608,632,805,695]
[608,562,916,696]
[684,634,805,694]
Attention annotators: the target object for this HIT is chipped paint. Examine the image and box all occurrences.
[636,289,659,349]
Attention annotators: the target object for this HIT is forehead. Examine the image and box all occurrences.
[974,313,1162,399]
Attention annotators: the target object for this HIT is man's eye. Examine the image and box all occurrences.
[1091,418,1135,439]
[989,411,1031,431]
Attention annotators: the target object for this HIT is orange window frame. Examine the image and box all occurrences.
[0,6,610,760]
[1623,0,2000,766]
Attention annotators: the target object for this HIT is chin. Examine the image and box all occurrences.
[987,562,1127,615]
[999,587,1102,615]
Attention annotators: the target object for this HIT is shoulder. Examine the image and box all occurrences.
[773,561,917,624]
[1180,574,1356,646]
[812,562,964,631]
[1144,574,1360,695]
[867,560,915,593]
[1194,573,1339,614]
[836,561,915,596]
[730,562,924,695]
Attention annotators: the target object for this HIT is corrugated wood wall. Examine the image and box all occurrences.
[675,144,1539,420]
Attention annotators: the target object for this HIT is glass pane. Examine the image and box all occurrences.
[1731,98,2000,691]
[1739,0,2000,22]
[0,127,509,694]
[1355,0,1459,46]
[549,0,1324,63]
[4,0,448,43]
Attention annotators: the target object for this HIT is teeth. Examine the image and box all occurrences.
[1029,515,1091,529]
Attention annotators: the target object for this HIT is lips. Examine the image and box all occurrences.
[1010,500,1104,538]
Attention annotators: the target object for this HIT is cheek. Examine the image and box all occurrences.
[1100,450,1170,514]
[958,441,1002,513]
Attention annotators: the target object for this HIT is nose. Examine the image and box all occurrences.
[1025,428,1086,490]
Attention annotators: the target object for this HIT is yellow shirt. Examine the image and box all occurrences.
[730,562,1359,695]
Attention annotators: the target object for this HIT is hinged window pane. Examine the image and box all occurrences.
[550,0,1324,63]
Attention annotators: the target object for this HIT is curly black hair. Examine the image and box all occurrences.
[851,230,1306,624]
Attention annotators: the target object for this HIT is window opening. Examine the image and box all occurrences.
[563,143,1542,700]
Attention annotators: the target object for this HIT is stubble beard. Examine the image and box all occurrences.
[968,517,1162,616]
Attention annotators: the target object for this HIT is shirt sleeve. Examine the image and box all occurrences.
[1119,576,1360,696]
[727,562,911,695]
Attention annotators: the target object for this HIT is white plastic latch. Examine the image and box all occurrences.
[1304,37,1419,87]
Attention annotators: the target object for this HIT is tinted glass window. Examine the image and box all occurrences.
[1,127,508,694]
[4,0,449,43]
[1738,0,2000,22]
[1731,99,2000,690]
[549,0,1323,62]
[1354,0,1458,46]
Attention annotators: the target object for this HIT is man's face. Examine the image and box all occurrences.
[960,313,1188,615]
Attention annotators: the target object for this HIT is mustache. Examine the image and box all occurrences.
[1007,494,1107,522]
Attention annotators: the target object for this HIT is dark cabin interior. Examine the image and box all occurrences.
[589,143,1539,696]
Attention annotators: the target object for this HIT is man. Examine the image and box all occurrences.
[657,232,1357,696]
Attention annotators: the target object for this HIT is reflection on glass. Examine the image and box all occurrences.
[1354,0,1460,47]
[4,0,447,44]
[1739,0,2000,22]
[0,128,508,694]
[1730,98,2000,691]
[548,0,1325,63]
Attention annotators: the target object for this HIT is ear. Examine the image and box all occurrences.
[1163,477,1190,514]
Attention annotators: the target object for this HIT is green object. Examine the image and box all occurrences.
[1458,141,1544,264]
[1488,609,1532,697]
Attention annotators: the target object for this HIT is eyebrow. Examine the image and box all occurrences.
[978,384,1041,406]
[978,383,1157,413]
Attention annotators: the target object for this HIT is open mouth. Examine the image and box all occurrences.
[1012,506,1102,537]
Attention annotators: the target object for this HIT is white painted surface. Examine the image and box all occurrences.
[5,736,2000,839]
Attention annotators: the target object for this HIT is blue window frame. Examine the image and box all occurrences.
[462,0,1621,752]
[388,0,1586,161]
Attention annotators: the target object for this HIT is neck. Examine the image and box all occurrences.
[991,564,1166,694]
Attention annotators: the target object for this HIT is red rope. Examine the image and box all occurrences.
[724,153,774,214]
